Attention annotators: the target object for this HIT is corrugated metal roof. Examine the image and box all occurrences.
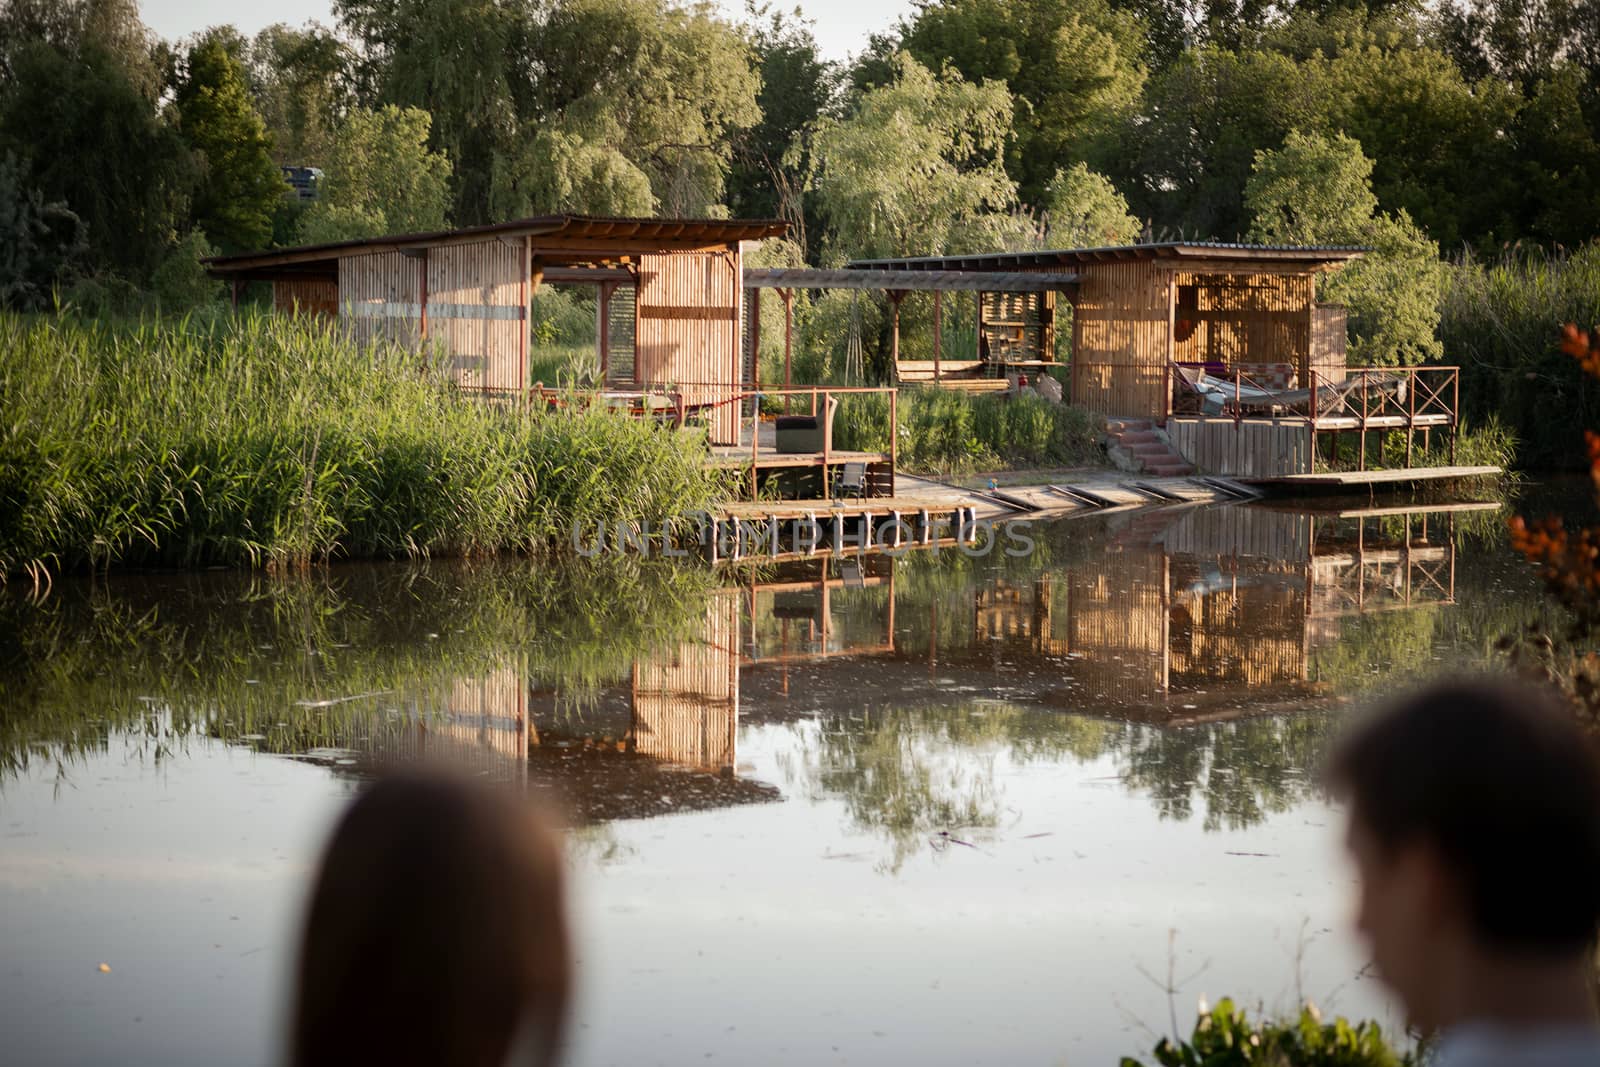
[743,267,1079,292]
[847,241,1368,272]
[204,214,789,276]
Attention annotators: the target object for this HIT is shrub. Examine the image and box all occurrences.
[833,385,1100,475]
[1122,999,1414,1067]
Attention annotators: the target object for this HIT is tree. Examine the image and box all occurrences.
[335,0,525,225]
[805,53,1020,262]
[0,0,197,282]
[1041,163,1141,246]
[1246,130,1445,365]
[247,23,358,165]
[1109,45,1314,239]
[296,106,452,243]
[523,0,762,216]
[0,152,86,309]
[899,0,1147,204]
[726,3,839,258]
[174,36,283,251]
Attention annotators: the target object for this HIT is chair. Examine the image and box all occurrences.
[834,461,866,501]
[774,396,839,454]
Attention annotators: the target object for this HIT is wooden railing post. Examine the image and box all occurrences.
[1406,367,1416,468]
[1359,368,1368,471]
[890,387,898,495]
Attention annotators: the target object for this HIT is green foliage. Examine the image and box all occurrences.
[0,311,729,578]
[726,3,839,258]
[149,230,223,312]
[0,0,197,283]
[1042,162,1141,246]
[833,386,1100,474]
[296,105,452,243]
[897,0,1148,203]
[806,53,1022,262]
[1441,244,1600,470]
[0,557,720,779]
[0,151,86,309]
[246,22,356,165]
[1124,999,1413,1067]
[1247,131,1445,365]
[174,36,283,251]
[338,0,760,222]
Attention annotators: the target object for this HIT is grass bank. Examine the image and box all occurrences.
[0,311,729,578]
[832,385,1102,476]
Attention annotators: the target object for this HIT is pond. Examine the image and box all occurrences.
[0,493,1559,1065]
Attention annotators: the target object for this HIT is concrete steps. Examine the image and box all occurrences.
[1103,418,1195,478]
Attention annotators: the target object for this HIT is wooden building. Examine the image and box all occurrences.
[205,214,786,444]
[847,242,1363,417]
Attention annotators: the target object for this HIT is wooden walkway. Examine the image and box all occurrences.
[1246,465,1501,489]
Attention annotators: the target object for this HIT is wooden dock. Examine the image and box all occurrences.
[1245,465,1501,491]
[708,496,988,563]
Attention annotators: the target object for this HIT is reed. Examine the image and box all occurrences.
[0,311,730,578]
[1440,241,1600,470]
[833,385,1100,475]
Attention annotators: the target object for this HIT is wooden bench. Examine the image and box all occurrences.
[895,360,986,381]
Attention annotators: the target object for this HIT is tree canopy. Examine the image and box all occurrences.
[807,53,1021,261]
[296,105,453,244]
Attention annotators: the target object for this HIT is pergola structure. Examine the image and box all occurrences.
[742,266,1079,389]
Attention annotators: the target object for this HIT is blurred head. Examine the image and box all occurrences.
[1327,677,1600,1029]
[292,773,570,1067]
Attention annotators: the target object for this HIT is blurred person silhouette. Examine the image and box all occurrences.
[1328,677,1600,1066]
[291,773,570,1067]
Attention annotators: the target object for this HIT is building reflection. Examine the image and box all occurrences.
[308,501,1487,825]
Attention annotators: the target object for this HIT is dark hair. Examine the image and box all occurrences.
[291,773,570,1067]
[1328,676,1600,955]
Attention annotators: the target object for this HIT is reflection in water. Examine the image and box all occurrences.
[0,503,1512,859]
[0,499,1546,1066]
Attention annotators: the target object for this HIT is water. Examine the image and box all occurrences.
[0,496,1556,1065]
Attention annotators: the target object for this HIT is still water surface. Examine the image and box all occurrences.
[0,497,1554,1065]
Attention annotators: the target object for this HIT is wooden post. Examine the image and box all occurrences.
[780,287,794,414]
[231,278,242,310]
[597,281,612,382]
[748,286,761,390]
[418,248,429,341]
[974,291,983,361]
[888,291,905,372]
[933,290,943,382]
[889,387,898,496]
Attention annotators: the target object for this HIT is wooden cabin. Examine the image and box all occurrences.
[847,242,1363,418]
[204,214,787,445]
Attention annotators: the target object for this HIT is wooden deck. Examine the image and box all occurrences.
[1246,465,1501,489]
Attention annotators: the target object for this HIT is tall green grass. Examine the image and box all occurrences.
[0,311,729,578]
[1440,242,1600,469]
[833,385,1101,475]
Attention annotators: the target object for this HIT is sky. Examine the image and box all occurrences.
[138,0,911,62]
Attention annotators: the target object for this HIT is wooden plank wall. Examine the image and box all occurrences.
[1166,417,1313,477]
[1310,303,1348,384]
[1158,506,1313,563]
[427,239,527,392]
[981,290,1052,362]
[272,278,338,318]
[1171,272,1313,378]
[636,250,743,444]
[339,250,423,348]
[631,591,739,770]
[1061,548,1168,702]
[631,591,738,769]
[1071,261,1170,417]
